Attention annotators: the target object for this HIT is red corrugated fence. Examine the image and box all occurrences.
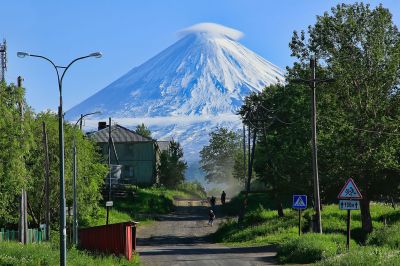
[79,221,138,260]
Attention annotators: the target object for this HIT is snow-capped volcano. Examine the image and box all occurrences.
[67,23,284,170]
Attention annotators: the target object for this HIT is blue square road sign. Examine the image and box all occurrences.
[293,195,307,209]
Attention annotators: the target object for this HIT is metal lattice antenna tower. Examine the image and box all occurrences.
[0,39,7,82]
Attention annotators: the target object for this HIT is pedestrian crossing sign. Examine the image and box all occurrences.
[293,195,307,209]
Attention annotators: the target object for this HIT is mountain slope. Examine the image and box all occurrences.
[67,23,284,167]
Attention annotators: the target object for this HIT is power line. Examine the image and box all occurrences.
[322,116,400,136]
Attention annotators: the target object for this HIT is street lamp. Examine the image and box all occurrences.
[72,111,100,246]
[17,51,102,266]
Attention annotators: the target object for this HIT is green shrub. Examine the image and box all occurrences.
[366,222,400,248]
[318,246,400,266]
[277,233,354,264]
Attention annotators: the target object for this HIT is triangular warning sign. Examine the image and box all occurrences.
[338,178,362,199]
[294,196,306,207]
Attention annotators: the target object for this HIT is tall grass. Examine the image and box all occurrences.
[114,187,204,214]
[176,182,207,199]
[366,221,400,248]
[213,205,299,245]
[82,186,202,227]
[0,242,139,266]
[317,246,400,266]
[221,192,281,216]
[214,193,400,264]
[214,204,368,246]
[277,233,355,264]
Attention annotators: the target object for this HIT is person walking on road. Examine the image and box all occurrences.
[210,196,216,210]
[221,191,226,205]
[208,209,216,226]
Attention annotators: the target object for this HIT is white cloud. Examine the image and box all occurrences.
[178,22,244,41]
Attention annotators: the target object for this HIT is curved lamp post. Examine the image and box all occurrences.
[72,111,100,246]
[17,51,102,266]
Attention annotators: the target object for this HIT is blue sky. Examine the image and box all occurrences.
[2,1,399,114]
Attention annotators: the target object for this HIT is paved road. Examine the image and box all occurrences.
[136,200,278,266]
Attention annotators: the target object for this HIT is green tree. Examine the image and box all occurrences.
[238,92,270,194]
[0,81,108,228]
[0,81,33,225]
[158,140,187,187]
[135,123,152,138]
[289,3,400,232]
[232,150,246,185]
[26,112,108,227]
[200,128,241,184]
[239,85,312,217]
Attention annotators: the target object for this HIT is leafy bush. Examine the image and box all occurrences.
[277,233,355,264]
[318,246,400,266]
[366,222,400,248]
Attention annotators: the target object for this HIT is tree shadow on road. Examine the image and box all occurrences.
[139,245,278,264]
[137,235,210,246]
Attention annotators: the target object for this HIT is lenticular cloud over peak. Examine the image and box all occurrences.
[178,22,244,40]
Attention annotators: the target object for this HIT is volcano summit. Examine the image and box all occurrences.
[67,23,284,164]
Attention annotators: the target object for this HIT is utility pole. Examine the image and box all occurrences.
[0,40,6,82]
[247,125,251,194]
[238,123,247,223]
[18,76,28,244]
[310,57,322,234]
[106,117,112,225]
[242,124,246,187]
[79,114,83,130]
[292,57,334,233]
[42,122,50,241]
[72,136,77,245]
[72,111,99,245]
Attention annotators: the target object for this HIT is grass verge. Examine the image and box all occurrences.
[277,233,355,264]
[84,186,204,227]
[366,221,400,248]
[0,241,139,266]
[0,186,205,265]
[317,246,400,266]
[214,192,400,264]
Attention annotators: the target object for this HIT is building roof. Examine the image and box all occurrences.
[89,124,153,143]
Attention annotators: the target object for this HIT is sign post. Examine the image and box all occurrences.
[338,178,362,250]
[346,209,350,249]
[298,209,301,236]
[293,195,307,236]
